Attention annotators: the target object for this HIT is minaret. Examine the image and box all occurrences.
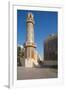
[24,13,37,67]
[26,13,35,44]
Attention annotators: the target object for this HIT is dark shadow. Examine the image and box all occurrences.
[4,85,9,88]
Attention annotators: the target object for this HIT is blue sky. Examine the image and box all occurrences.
[17,10,58,59]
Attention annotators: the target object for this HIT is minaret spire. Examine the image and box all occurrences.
[26,13,35,44]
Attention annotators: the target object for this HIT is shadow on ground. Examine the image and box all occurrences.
[17,67,58,80]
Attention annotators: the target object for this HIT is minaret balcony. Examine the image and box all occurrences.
[26,19,34,24]
[24,42,36,48]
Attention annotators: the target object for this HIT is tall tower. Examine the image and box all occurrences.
[24,13,37,67]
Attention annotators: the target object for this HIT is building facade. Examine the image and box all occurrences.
[44,34,58,68]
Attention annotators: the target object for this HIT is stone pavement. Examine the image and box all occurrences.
[17,67,57,80]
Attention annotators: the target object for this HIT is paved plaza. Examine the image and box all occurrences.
[17,67,58,80]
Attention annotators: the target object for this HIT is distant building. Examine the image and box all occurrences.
[44,34,58,68]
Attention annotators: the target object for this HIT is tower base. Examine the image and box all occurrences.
[25,58,39,67]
